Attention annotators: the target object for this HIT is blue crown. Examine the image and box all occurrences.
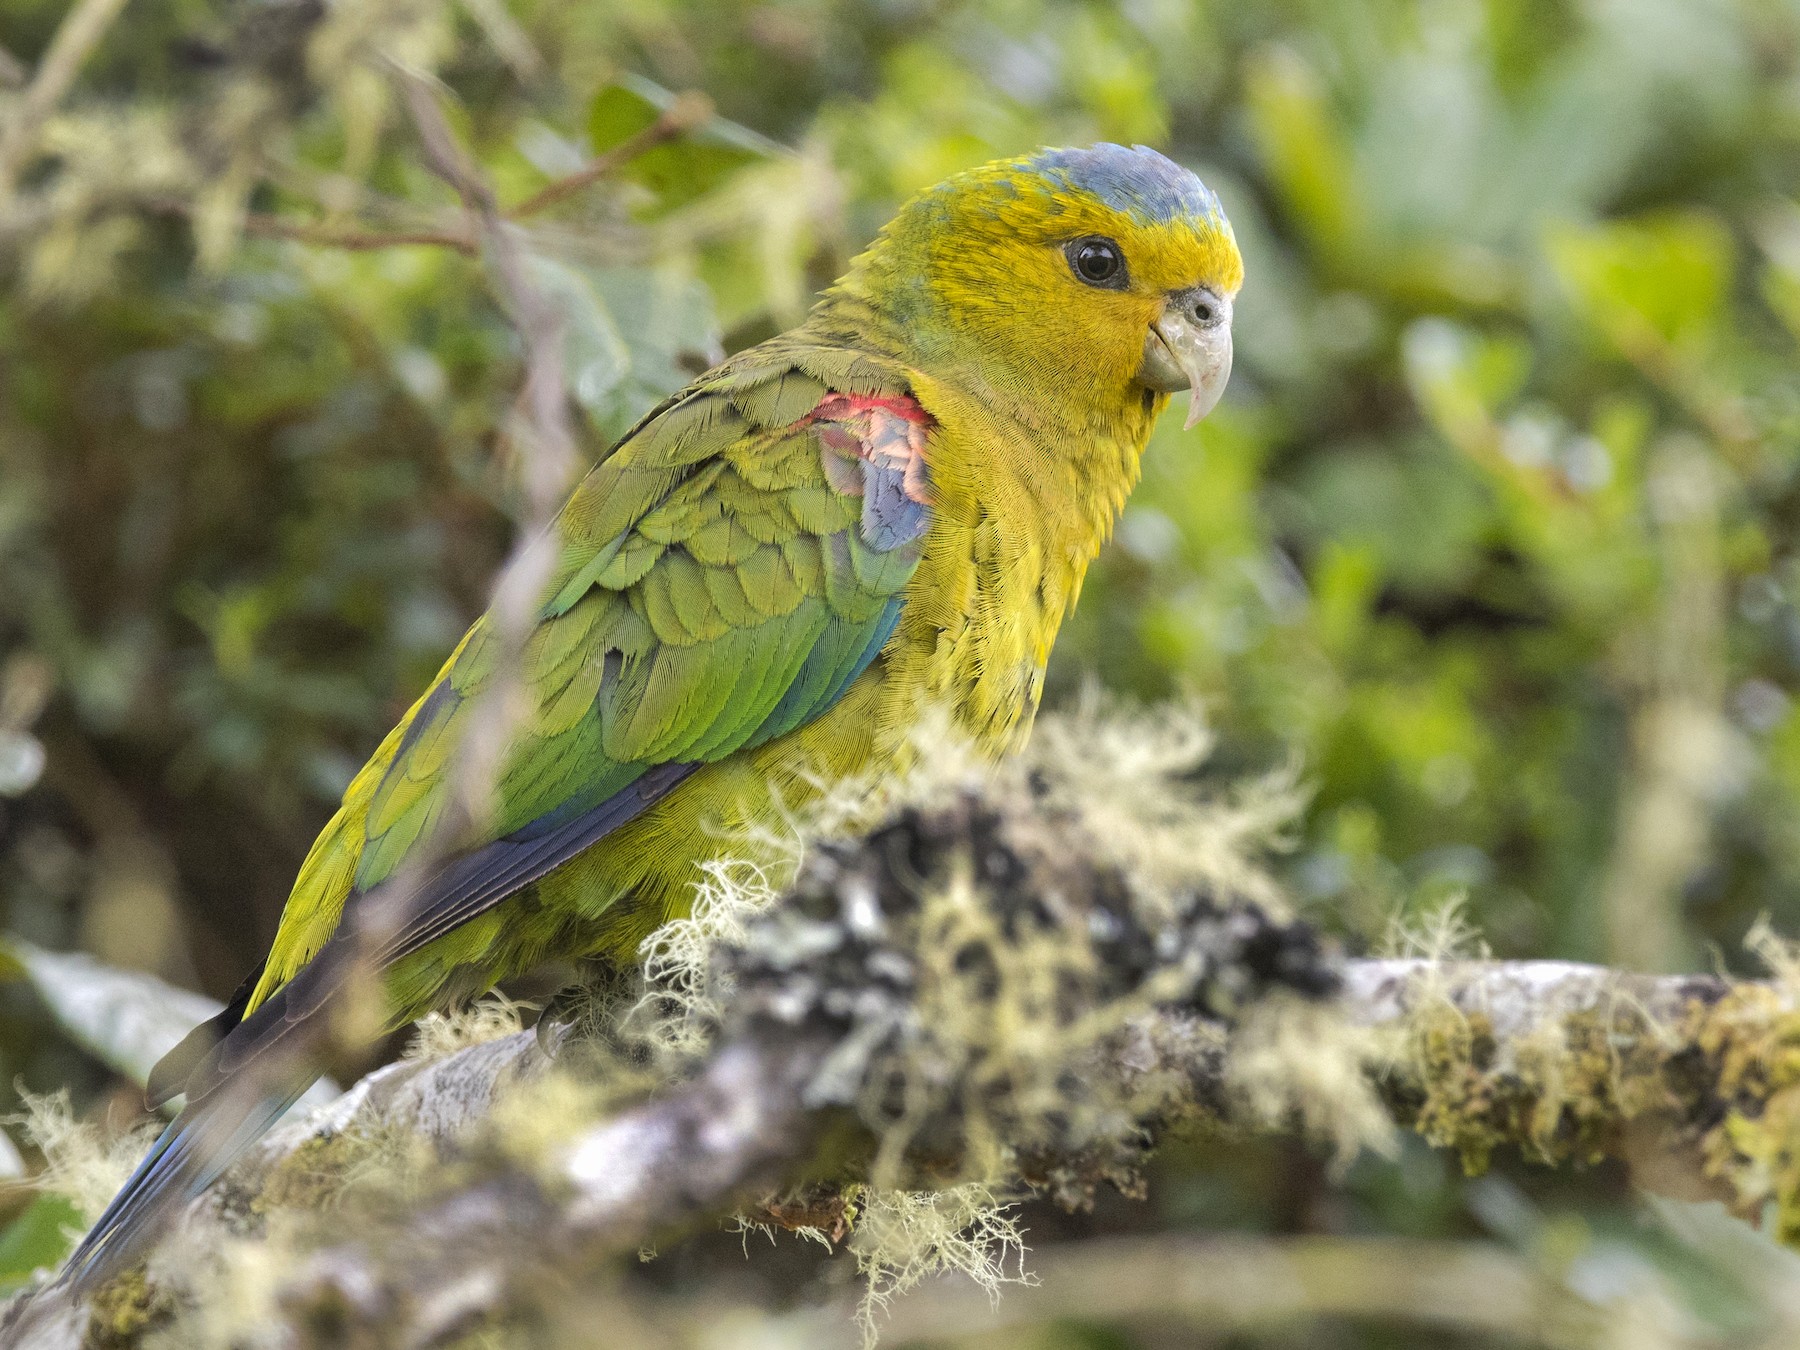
[1030,143,1224,225]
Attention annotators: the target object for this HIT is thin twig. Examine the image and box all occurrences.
[232,960,1742,1241]
[139,194,478,257]
[508,91,714,219]
[395,64,577,519]
[871,1234,1610,1349]
[241,212,476,255]
[0,0,134,201]
[352,64,574,893]
[145,86,711,259]
[81,74,598,1258]
[1598,439,1727,973]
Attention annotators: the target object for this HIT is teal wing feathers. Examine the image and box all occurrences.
[352,347,932,896]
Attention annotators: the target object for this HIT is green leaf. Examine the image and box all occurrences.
[627,139,761,210]
[0,937,339,1115]
[588,264,719,411]
[525,255,631,421]
[0,1194,81,1292]
[585,77,776,214]
[525,253,719,437]
[1546,211,1734,355]
[618,74,780,159]
[587,83,662,154]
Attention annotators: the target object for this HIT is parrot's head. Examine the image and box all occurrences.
[835,143,1243,431]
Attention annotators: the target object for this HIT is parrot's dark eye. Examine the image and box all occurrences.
[1066,236,1127,289]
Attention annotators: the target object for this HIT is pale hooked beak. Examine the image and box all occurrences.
[1137,286,1234,429]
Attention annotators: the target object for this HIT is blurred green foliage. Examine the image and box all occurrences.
[0,1193,79,1295]
[9,0,1800,1342]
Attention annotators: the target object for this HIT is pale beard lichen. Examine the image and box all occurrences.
[404,991,531,1062]
[1380,892,1489,966]
[535,699,1332,1340]
[689,705,1340,1341]
[8,1093,170,1345]
[1223,993,1394,1172]
[1026,694,1305,914]
[249,1120,431,1217]
[634,697,1307,1060]
[629,705,1000,1060]
[847,1184,1034,1348]
[139,1231,291,1350]
[12,1090,160,1224]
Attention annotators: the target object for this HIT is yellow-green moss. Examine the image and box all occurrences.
[1402,994,1682,1175]
[1385,969,1800,1258]
[85,1266,172,1349]
[1691,983,1800,1241]
[252,1128,391,1215]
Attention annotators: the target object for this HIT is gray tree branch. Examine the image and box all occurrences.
[11,944,1778,1350]
[8,779,1795,1350]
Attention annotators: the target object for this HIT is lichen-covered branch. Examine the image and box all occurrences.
[23,943,1788,1349]
[9,716,1800,1348]
[1345,957,1733,1180]
[199,953,1774,1230]
[1343,948,1800,1236]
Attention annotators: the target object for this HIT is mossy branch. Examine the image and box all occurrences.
[8,727,1800,1348]
[15,951,1784,1348]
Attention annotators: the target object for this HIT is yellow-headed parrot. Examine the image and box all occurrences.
[62,142,1241,1288]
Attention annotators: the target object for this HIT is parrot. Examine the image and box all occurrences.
[59,141,1241,1290]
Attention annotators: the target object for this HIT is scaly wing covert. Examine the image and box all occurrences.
[259,342,932,1006]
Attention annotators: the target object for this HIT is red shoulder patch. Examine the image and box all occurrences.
[807,391,933,550]
[808,391,934,427]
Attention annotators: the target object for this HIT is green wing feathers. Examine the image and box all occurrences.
[247,343,932,1012]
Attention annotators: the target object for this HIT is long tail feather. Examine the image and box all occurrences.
[56,766,699,1292]
[60,1080,313,1293]
[144,960,266,1110]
